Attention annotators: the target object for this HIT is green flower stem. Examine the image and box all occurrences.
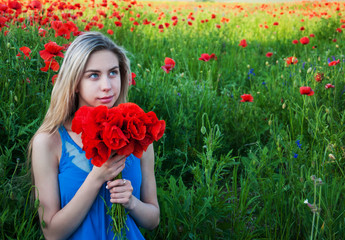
[110,172,128,239]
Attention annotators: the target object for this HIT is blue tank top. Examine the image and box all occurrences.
[58,126,145,240]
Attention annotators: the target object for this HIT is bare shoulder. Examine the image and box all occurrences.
[32,130,61,168]
[32,131,61,150]
[141,144,154,166]
[139,144,158,204]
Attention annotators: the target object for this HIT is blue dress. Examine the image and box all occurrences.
[58,126,145,240]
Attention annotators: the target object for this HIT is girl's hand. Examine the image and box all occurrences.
[91,154,126,184]
[107,179,134,209]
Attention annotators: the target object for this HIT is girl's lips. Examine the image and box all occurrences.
[99,96,113,104]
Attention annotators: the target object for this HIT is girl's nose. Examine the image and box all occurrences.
[101,76,111,91]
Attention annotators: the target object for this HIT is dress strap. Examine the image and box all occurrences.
[58,125,68,157]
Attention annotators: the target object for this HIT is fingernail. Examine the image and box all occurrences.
[106,185,109,189]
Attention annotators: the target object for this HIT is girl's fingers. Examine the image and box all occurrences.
[107,179,130,190]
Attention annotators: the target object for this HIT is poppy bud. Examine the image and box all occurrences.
[7,43,11,48]
[201,126,206,135]
[35,198,40,208]
[137,63,142,68]
[329,153,336,160]
[282,103,286,109]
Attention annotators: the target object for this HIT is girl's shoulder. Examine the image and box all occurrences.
[32,130,62,164]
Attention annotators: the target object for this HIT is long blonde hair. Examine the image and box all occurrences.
[28,31,131,160]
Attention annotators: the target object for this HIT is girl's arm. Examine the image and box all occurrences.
[108,144,160,230]
[32,132,126,240]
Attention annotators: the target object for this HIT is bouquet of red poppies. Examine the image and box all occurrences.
[71,102,165,238]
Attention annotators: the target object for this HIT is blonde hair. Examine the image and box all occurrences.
[28,31,131,159]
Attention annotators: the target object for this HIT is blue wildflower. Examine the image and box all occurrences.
[296,140,302,149]
[248,68,255,79]
[293,153,298,158]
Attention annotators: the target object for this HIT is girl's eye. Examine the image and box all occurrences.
[89,73,99,79]
[110,70,119,76]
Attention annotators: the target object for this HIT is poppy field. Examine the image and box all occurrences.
[1,0,345,239]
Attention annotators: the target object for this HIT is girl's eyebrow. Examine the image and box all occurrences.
[84,66,119,73]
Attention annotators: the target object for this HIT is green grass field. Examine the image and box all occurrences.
[1,0,345,239]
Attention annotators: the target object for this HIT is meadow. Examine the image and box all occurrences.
[1,0,345,239]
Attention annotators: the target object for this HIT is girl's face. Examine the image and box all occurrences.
[77,50,121,108]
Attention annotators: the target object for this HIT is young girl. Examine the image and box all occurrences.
[28,31,160,239]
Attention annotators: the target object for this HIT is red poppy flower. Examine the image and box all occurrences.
[328,59,340,66]
[286,56,298,66]
[309,34,315,37]
[292,39,298,44]
[103,111,128,150]
[8,1,22,11]
[240,94,254,102]
[40,59,60,72]
[300,86,314,96]
[239,39,247,48]
[336,28,342,33]
[198,53,217,61]
[107,29,114,35]
[325,83,335,89]
[266,52,273,57]
[39,42,64,61]
[52,74,58,84]
[114,21,122,27]
[300,36,309,45]
[28,0,42,10]
[130,72,136,86]
[161,57,175,73]
[300,26,305,31]
[84,139,111,167]
[314,73,324,82]
[38,27,47,37]
[0,4,8,12]
[16,46,31,59]
[0,17,9,29]
[273,22,279,26]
